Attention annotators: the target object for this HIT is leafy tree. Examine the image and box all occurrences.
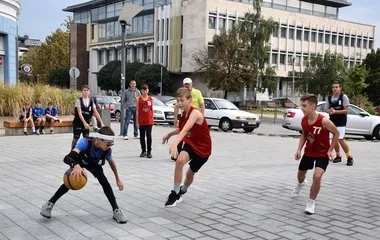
[48,67,70,88]
[363,49,380,105]
[193,0,278,99]
[98,60,121,91]
[61,15,74,33]
[19,28,69,83]
[298,51,347,98]
[135,64,171,94]
[345,65,367,99]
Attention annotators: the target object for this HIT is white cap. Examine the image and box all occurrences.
[183,78,192,84]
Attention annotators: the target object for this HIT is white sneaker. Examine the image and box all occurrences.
[292,180,307,196]
[123,136,128,140]
[134,136,139,139]
[305,199,315,214]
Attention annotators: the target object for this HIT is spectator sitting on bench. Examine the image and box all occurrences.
[33,100,46,135]
[44,102,62,134]
[19,102,36,136]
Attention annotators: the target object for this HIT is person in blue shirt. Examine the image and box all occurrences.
[33,100,46,135]
[40,126,127,224]
[44,102,62,134]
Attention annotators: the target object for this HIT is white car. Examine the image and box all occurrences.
[204,98,260,132]
[282,101,380,140]
[152,97,175,125]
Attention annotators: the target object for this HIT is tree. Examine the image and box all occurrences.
[363,49,380,105]
[19,28,70,84]
[135,64,171,94]
[345,65,367,98]
[98,60,121,91]
[192,0,278,99]
[298,51,347,98]
[48,67,70,88]
[61,15,74,33]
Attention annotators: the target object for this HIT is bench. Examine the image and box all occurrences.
[4,120,74,136]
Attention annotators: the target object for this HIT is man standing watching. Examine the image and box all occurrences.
[325,81,354,166]
[123,80,141,140]
[173,78,205,126]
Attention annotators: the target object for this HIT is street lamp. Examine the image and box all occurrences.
[118,3,144,136]
[291,55,296,106]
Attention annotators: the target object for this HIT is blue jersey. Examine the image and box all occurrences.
[33,107,44,117]
[44,107,58,116]
[76,138,112,163]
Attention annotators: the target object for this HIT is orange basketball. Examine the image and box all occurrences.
[63,168,87,190]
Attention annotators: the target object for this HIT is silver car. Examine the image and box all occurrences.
[282,101,380,140]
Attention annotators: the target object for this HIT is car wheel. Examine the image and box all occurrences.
[219,118,232,132]
[168,122,174,126]
[364,135,374,140]
[115,110,121,122]
[243,127,254,133]
[373,125,380,140]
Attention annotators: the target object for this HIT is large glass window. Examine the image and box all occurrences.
[107,4,115,18]
[115,2,123,16]
[262,0,272,7]
[99,6,106,20]
[300,1,312,15]
[91,8,99,22]
[326,6,337,19]
[273,0,286,10]
[107,22,115,40]
[287,0,300,13]
[143,14,154,34]
[99,23,106,39]
[209,16,216,29]
[313,4,325,17]
[144,0,154,9]
[74,12,81,23]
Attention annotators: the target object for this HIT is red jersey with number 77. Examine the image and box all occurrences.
[179,106,212,158]
[301,114,330,158]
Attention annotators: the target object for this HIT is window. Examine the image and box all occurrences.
[204,99,217,110]
[98,23,106,39]
[107,4,115,18]
[106,22,114,40]
[209,16,216,29]
[166,18,169,40]
[351,38,355,47]
[296,30,302,40]
[311,32,316,42]
[280,54,286,64]
[91,25,95,39]
[143,14,154,34]
[300,1,312,15]
[98,51,104,65]
[99,6,106,20]
[357,38,362,48]
[157,20,160,39]
[273,0,286,10]
[115,22,121,38]
[262,0,272,7]
[363,39,368,48]
[318,32,323,43]
[161,46,164,64]
[313,4,325,17]
[348,105,362,115]
[165,46,169,66]
[369,40,373,49]
[289,29,294,39]
[74,12,81,23]
[180,44,183,67]
[181,16,183,39]
[115,2,123,16]
[272,26,279,37]
[280,27,287,38]
[91,8,99,22]
[338,36,343,45]
[326,6,337,18]
[304,30,309,41]
[332,35,337,44]
[287,0,300,12]
[218,18,226,31]
[325,34,330,44]
[271,53,278,64]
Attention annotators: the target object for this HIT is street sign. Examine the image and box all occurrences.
[69,67,80,79]
[20,64,33,74]
[158,82,162,87]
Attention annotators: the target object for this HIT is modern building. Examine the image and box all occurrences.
[0,0,21,85]
[63,0,375,102]
[18,35,42,60]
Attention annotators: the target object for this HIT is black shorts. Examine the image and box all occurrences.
[299,155,329,171]
[180,143,209,173]
[33,116,43,122]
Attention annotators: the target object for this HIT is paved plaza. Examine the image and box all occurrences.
[0,122,380,240]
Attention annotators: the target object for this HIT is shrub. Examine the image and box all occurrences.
[0,83,80,116]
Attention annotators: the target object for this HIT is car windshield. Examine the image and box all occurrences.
[214,99,239,110]
[153,97,166,106]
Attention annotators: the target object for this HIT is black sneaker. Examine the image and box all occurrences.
[23,131,27,136]
[165,190,179,207]
[347,157,354,166]
[147,152,152,158]
[140,152,146,157]
[177,186,187,202]
[333,156,342,163]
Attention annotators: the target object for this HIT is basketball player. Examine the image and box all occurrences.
[40,126,127,224]
[292,94,339,215]
[162,87,212,207]
[71,85,104,149]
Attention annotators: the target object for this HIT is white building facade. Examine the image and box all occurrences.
[64,0,375,99]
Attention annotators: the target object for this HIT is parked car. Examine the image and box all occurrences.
[204,98,260,132]
[113,96,121,103]
[282,101,380,140]
[152,95,175,104]
[91,95,121,121]
[152,97,175,125]
[165,99,176,108]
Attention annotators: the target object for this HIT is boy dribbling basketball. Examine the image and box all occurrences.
[40,126,127,224]
[162,87,212,207]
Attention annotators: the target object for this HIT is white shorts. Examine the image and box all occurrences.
[329,126,346,140]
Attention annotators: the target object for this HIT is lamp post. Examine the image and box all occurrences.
[292,55,296,105]
[118,3,144,136]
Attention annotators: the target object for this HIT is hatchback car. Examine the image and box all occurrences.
[204,98,260,132]
[282,101,380,140]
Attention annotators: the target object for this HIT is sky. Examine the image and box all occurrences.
[18,0,380,48]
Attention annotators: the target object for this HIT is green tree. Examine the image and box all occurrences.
[345,65,367,99]
[19,28,70,83]
[239,0,279,96]
[135,64,171,94]
[61,15,74,33]
[48,67,70,88]
[298,51,347,98]
[193,0,278,99]
[363,48,380,105]
[98,60,121,91]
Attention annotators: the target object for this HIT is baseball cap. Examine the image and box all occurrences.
[183,78,192,84]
